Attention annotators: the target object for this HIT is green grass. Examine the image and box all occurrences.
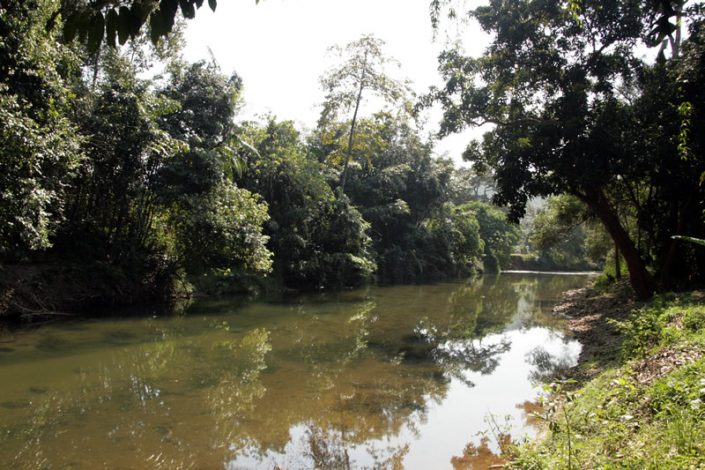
[511,293,705,469]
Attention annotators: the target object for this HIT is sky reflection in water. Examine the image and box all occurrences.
[0,273,591,469]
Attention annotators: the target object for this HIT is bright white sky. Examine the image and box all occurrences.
[183,0,490,166]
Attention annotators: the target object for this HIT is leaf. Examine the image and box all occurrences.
[105,9,119,48]
[672,235,705,248]
[149,10,166,43]
[117,6,131,45]
[128,3,151,38]
[62,12,80,43]
[87,12,105,53]
[179,0,196,19]
[208,0,217,12]
[45,11,60,33]
[78,10,92,43]
[157,0,178,33]
[163,0,179,18]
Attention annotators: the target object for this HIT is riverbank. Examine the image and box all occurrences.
[507,282,705,468]
[0,262,183,323]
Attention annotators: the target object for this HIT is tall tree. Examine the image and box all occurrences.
[238,117,376,289]
[318,35,410,189]
[426,0,705,299]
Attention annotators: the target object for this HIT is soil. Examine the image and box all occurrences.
[632,343,705,385]
[553,280,705,385]
[551,280,644,382]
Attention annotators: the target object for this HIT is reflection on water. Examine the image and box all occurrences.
[0,273,591,469]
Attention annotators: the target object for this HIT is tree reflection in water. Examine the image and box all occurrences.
[525,344,579,384]
[0,273,591,468]
[450,435,508,470]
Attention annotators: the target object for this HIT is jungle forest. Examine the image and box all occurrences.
[1,0,705,468]
[4,0,703,313]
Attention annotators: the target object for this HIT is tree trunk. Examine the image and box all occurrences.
[582,190,654,299]
[659,191,695,287]
[614,243,621,280]
[340,69,366,191]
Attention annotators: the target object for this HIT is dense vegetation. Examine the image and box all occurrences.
[511,289,705,468]
[2,0,705,467]
[0,1,523,319]
[427,0,705,298]
[516,195,612,272]
[3,0,705,310]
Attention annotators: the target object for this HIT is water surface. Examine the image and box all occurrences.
[0,273,591,469]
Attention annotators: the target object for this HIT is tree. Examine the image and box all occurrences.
[0,1,83,258]
[312,111,496,282]
[155,61,272,279]
[61,49,181,258]
[239,118,376,289]
[167,183,272,276]
[465,201,520,273]
[318,35,410,189]
[430,0,690,56]
[156,60,243,204]
[54,0,225,52]
[527,195,610,270]
[426,0,705,298]
[447,167,496,204]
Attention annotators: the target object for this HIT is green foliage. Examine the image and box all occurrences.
[0,1,82,258]
[615,296,705,359]
[318,35,410,128]
[312,110,521,283]
[58,51,183,271]
[650,360,705,416]
[513,292,705,469]
[425,203,484,276]
[0,91,81,258]
[427,0,705,298]
[1,2,535,313]
[319,112,488,283]
[318,35,411,188]
[152,61,274,286]
[447,167,495,204]
[57,0,226,52]
[465,201,520,273]
[613,304,668,359]
[239,118,375,289]
[1,17,274,302]
[526,195,609,270]
[168,183,272,276]
[299,192,376,288]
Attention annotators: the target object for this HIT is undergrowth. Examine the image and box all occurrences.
[510,292,705,469]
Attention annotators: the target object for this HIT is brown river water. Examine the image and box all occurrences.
[0,273,593,469]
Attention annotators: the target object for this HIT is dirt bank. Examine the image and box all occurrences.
[0,262,180,323]
[551,280,645,381]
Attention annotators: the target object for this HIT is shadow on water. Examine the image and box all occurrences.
[0,273,592,469]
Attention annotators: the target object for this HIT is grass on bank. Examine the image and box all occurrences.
[511,291,705,469]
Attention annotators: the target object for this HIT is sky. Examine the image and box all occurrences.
[182,0,490,166]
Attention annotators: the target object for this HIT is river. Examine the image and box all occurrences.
[0,273,593,469]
